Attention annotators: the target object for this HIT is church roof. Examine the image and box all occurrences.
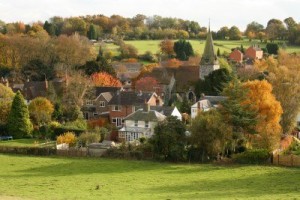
[200,29,219,66]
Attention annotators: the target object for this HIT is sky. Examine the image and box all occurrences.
[0,0,299,31]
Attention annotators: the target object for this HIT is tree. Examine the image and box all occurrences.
[119,43,138,58]
[220,78,258,151]
[190,109,232,161]
[7,91,33,138]
[159,39,174,57]
[216,26,229,40]
[91,72,122,87]
[255,52,300,135]
[245,21,264,38]
[22,59,54,81]
[29,97,54,126]
[228,26,242,40]
[43,20,56,36]
[266,43,279,55]
[173,39,194,61]
[149,116,187,161]
[135,77,159,92]
[243,80,283,150]
[195,68,232,97]
[266,19,286,41]
[0,83,15,125]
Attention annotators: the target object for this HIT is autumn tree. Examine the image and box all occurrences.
[266,19,286,41]
[228,26,242,40]
[159,39,174,58]
[29,97,54,126]
[255,52,300,135]
[243,80,283,150]
[135,77,159,92]
[91,72,122,87]
[7,91,33,138]
[0,83,15,126]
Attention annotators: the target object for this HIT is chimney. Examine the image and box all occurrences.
[44,76,48,90]
[143,101,150,112]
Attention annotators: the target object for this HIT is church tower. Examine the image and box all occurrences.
[199,25,220,80]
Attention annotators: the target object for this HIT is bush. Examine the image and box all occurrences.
[56,132,77,147]
[52,126,86,139]
[232,149,270,164]
[77,132,101,147]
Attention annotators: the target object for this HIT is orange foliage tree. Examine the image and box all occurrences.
[159,39,174,57]
[243,80,283,150]
[91,72,122,87]
[135,77,160,92]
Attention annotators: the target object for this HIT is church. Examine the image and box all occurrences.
[199,27,220,79]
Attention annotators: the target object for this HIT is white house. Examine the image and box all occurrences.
[191,99,212,119]
[118,104,166,142]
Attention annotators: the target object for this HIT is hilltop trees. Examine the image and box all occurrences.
[7,91,33,138]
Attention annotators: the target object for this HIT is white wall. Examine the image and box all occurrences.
[171,107,182,121]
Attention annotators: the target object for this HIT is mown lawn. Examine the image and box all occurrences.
[0,139,55,148]
[0,154,299,200]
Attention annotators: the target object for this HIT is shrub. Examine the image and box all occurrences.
[56,132,77,147]
[232,149,270,164]
[77,132,100,147]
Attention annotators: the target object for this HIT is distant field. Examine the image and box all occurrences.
[0,154,299,200]
[95,40,300,56]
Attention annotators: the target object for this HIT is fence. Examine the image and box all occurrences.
[273,154,300,167]
[56,148,88,157]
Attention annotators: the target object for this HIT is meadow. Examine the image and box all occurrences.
[98,39,300,56]
[0,154,299,200]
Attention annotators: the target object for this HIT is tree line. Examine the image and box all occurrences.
[1,15,300,43]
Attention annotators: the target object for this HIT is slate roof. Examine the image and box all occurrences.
[95,87,120,97]
[124,109,166,122]
[23,81,48,100]
[109,91,155,106]
[201,96,227,106]
[150,106,174,116]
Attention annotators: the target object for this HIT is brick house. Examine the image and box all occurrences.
[108,91,163,127]
[82,87,120,120]
[229,49,243,63]
[245,46,263,60]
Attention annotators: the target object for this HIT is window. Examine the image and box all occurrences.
[113,105,121,111]
[93,113,98,117]
[134,120,138,127]
[145,121,149,128]
[99,101,105,107]
[112,118,117,123]
[112,118,123,127]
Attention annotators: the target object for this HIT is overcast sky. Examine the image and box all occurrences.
[0,0,299,31]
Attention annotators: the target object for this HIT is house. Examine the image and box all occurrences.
[150,106,182,121]
[191,99,212,119]
[245,45,263,60]
[23,79,49,102]
[108,91,163,127]
[229,49,243,63]
[118,104,166,142]
[191,96,227,119]
[82,86,120,120]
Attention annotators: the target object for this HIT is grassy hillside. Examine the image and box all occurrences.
[97,40,300,56]
[0,154,299,200]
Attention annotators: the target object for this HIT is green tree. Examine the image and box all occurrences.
[149,116,187,161]
[190,109,232,162]
[7,91,33,138]
[228,26,242,40]
[220,78,258,151]
[173,39,194,61]
[88,24,97,40]
[266,43,279,55]
[0,83,15,125]
[43,20,56,36]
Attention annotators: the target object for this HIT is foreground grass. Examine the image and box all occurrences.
[0,154,299,200]
[0,139,55,148]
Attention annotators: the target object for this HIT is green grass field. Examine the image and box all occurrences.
[0,139,55,148]
[96,40,300,56]
[0,154,299,200]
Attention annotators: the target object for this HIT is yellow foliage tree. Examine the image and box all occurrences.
[243,80,283,150]
[0,83,15,125]
[56,132,77,147]
[28,97,54,125]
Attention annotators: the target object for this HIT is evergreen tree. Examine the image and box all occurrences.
[240,44,245,53]
[217,48,221,57]
[43,20,56,36]
[7,91,33,138]
[173,39,194,61]
[88,24,97,40]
